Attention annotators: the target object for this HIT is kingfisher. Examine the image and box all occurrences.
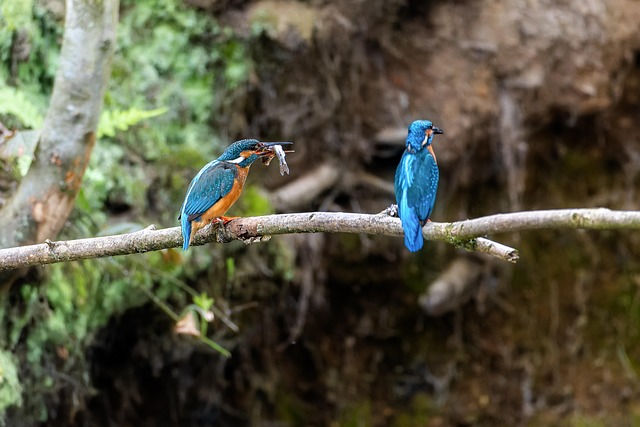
[179,139,291,250]
[394,120,444,252]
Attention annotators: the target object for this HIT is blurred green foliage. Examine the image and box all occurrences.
[0,82,43,129]
[0,251,189,421]
[0,0,269,421]
[0,0,34,31]
[0,350,22,421]
[97,106,168,138]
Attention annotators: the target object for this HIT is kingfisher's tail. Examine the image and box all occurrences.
[400,211,424,252]
[180,214,192,251]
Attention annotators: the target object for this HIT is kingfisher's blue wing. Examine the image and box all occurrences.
[394,150,439,251]
[406,152,439,222]
[181,161,236,222]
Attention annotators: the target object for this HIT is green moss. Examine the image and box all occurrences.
[440,223,479,252]
[451,237,478,251]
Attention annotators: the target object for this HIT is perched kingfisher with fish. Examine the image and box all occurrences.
[179,139,292,250]
[394,120,444,252]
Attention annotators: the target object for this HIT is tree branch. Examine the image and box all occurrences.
[0,208,638,271]
[434,208,640,239]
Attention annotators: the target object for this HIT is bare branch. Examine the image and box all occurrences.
[0,208,638,271]
[435,208,640,239]
[0,211,514,271]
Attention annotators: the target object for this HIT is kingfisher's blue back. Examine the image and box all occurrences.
[394,120,444,252]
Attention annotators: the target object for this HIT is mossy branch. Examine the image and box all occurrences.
[0,208,639,271]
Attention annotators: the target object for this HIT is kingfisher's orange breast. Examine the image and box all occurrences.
[198,165,250,225]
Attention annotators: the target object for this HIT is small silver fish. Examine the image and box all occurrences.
[273,144,290,175]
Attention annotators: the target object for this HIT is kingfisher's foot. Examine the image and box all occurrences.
[380,204,399,217]
[213,216,239,225]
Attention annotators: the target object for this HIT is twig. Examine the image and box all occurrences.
[0,208,638,271]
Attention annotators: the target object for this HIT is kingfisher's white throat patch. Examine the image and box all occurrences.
[229,150,255,164]
[421,132,431,147]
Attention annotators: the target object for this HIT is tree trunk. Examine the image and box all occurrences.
[0,0,118,249]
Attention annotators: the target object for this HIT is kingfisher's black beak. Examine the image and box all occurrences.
[257,141,294,156]
[432,127,444,135]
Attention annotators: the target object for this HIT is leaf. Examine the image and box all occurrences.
[193,292,214,312]
[97,107,168,138]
